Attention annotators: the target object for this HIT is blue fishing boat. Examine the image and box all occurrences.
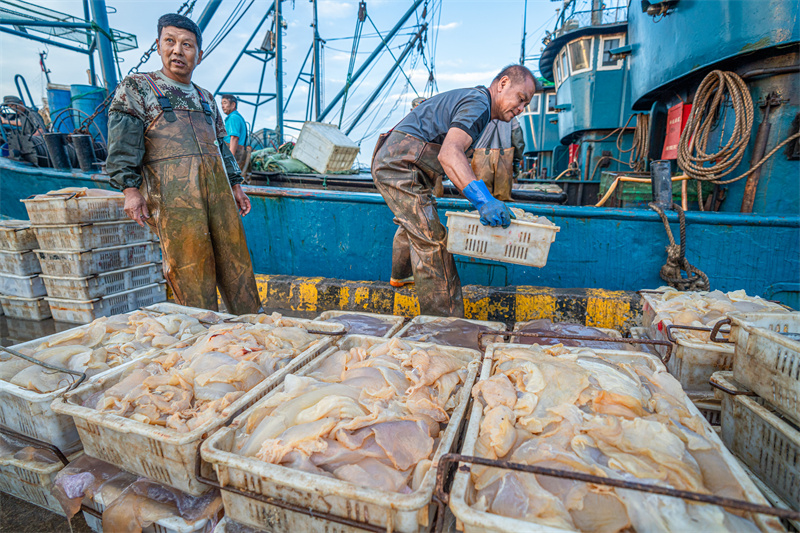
[1,0,798,313]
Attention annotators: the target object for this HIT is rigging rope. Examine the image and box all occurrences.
[339,1,367,129]
[649,202,710,292]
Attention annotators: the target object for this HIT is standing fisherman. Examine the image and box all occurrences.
[106,14,261,314]
[471,116,526,202]
[373,65,535,316]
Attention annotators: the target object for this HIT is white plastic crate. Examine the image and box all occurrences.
[46,282,168,324]
[35,241,161,277]
[0,249,41,276]
[53,319,345,496]
[22,191,125,225]
[40,262,164,300]
[201,335,481,533]
[447,344,784,533]
[713,371,799,511]
[82,487,217,533]
[0,273,46,298]
[0,294,51,320]
[314,310,406,337]
[292,121,360,173]
[32,220,156,251]
[727,311,800,426]
[0,304,236,450]
[445,211,559,267]
[0,452,81,515]
[0,220,38,251]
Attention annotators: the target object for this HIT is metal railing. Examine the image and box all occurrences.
[555,6,627,36]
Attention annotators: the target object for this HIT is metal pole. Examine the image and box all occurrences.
[82,0,97,85]
[345,25,425,136]
[196,0,223,31]
[214,6,274,96]
[318,0,424,121]
[520,0,528,65]
[591,0,602,25]
[275,0,284,143]
[0,27,90,54]
[311,0,322,120]
[89,0,118,89]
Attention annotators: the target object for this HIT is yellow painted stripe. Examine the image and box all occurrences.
[393,291,420,317]
[514,286,557,322]
[585,288,634,329]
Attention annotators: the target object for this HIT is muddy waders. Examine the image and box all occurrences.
[471,147,514,202]
[139,74,260,314]
[372,131,464,318]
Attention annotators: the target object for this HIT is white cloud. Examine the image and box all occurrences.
[317,0,356,20]
[435,70,497,85]
[435,22,460,31]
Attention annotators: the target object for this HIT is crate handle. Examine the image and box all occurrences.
[433,453,800,526]
[709,374,757,397]
[24,192,80,201]
[709,318,733,344]
[0,424,70,466]
[0,345,86,393]
[664,323,730,344]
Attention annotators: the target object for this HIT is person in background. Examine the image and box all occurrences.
[372,64,535,316]
[220,94,250,173]
[471,116,525,201]
[105,13,261,314]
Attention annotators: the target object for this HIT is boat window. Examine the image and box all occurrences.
[568,38,592,73]
[546,93,557,114]
[528,94,541,114]
[560,49,570,79]
[599,36,624,69]
[554,57,561,86]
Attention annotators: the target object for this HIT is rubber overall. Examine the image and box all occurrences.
[139,74,260,314]
[372,131,464,317]
[471,146,514,201]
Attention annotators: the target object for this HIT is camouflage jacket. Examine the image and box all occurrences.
[106,70,242,189]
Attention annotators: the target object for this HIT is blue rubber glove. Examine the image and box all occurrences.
[462,180,516,228]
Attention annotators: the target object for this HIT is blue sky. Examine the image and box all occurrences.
[1,0,562,161]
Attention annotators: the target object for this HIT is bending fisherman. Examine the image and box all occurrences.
[372,64,535,317]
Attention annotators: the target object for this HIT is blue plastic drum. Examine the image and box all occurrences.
[70,84,108,142]
[46,85,74,134]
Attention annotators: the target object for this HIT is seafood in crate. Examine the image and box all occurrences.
[0,305,232,449]
[52,455,222,533]
[397,315,505,351]
[0,432,80,515]
[52,314,343,495]
[512,319,630,350]
[640,288,788,395]
[315,310,406,337]
[448,343,783,533]
[201,335,480,533]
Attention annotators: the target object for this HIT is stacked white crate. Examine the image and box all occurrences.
[0,220,49,320]
[21,191,167,324]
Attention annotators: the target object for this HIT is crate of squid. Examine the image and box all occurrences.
[448,342,784,533]
[201,335,481,533]
[52,313,345,496]
[0,304,234,450]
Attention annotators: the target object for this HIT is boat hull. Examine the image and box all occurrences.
[2,158,798,307]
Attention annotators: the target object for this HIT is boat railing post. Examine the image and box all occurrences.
[651,159,672,209]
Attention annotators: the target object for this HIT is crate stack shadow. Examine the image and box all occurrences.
[21,191,167,324]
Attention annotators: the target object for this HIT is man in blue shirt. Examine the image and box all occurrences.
[220,94,248,170]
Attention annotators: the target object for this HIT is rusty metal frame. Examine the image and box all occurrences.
[0,345,87,392]
[665,323,731,344]
[0,424,69,466]
[709,375,758,397]
[478,330,674,363]
[434,453,800,523]
[710,317,734,344]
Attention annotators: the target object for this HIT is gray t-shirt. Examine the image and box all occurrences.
[394,86,491,148]
[474,117,520,150]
